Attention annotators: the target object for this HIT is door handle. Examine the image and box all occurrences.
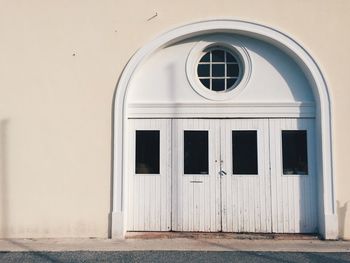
[219,170,227,177]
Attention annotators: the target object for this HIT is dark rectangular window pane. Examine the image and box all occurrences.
[135,130,160,174]
[184,131,208,174]
[282,130,308,175]
[212,64,225,77]
[227,64,239,76]
[212,50,225,62]
[232,131,258,174]
[212,79,225,91]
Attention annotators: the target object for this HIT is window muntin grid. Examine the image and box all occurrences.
[197,49,240,92]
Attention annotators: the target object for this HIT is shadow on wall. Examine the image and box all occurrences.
[337,200,349,239]
[244,37,314,102]
[0,119,9,238]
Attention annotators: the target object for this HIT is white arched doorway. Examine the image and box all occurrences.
[111,20,338,239]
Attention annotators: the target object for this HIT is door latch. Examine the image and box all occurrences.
[219,170,227,177]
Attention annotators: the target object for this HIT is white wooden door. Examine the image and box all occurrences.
[172,119,221,231]
[128,118,317,233]
[220,119,272,232]
[127,119,171,231]
[269,118,317,233]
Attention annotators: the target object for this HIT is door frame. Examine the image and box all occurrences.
[111,20,337,239]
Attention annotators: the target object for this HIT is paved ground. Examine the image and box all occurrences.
[0,237,349,262]
[1,237,349,252]
[0,251,350,263]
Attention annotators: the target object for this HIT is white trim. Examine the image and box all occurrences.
[112,19,337,239]
[127,102,315,118]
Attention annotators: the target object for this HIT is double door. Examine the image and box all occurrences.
[127,118,317,233]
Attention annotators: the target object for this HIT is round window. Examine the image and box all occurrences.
[186,36,251,101]
[197,48,241,92]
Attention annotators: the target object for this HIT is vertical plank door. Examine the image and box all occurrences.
[269,118,317,233]
[127,119,171,231]
[172,119,221,232]
[220,119,272,233]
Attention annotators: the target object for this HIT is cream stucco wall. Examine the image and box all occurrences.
[0,0,349,239]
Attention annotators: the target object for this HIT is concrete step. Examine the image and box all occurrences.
[126,232,320,240]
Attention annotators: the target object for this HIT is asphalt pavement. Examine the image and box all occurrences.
[0,251,350,263]
[1,236,350,262]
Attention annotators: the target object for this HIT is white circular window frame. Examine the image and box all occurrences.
[186,35,252,101]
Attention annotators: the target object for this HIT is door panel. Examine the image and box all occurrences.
[127,119,171,231]
[221,119,272,232]
[269,118,317,233]
[172,119,221,231]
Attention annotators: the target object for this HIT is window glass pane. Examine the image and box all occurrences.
[282,130,308,175]
[200,52,210,62]
[199,78,210,89]
[135,130,160,174]
[197,64,210,77]
[226,78,237,88]
[227,64,239,77]
[212,79,225,91]
[212,64,225,77]
[184,131,208,174]
[232,131,258,174]
[212,50,225,62]
[226,53,237,63]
